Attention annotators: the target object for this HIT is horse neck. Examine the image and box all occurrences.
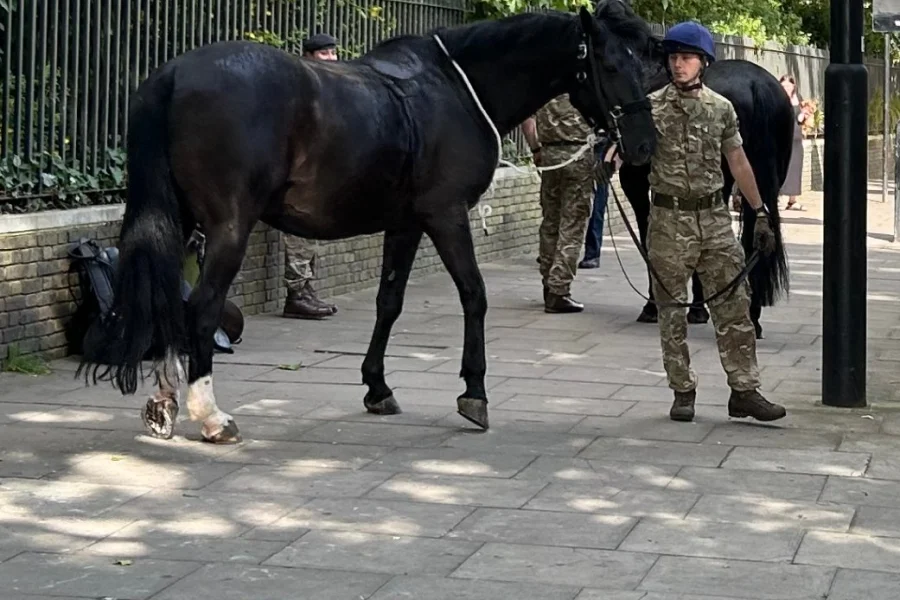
[438,13,582,136]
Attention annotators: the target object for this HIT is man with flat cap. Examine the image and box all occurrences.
[281,32,340,319]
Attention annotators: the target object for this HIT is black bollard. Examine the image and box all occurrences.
[822,0,867,407]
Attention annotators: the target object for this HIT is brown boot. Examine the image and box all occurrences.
[544,292,584,313]
[304,282,337,314]
[728,389,787,422]
[669,390,696,422]
[283,288,332,320]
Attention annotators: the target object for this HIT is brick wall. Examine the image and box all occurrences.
[0,168,555,361]
[801,135,893,192]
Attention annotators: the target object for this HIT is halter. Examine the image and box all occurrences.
[575,30,651,158]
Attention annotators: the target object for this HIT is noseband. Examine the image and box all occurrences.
[575,28,650,156]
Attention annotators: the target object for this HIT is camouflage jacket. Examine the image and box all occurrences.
[534,94,593,144]
[648,83,743,199]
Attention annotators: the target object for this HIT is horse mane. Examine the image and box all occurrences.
[431,12,579,60]
[593,0,656,51]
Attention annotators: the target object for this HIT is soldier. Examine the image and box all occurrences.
[645,21,786,422]
[282,33,340,320]
[579,131,614,270]
[522,94,596,313]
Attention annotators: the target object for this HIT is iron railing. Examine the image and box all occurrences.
[1,0,483,209]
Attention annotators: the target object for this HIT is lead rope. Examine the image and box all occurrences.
[432,33,596,236]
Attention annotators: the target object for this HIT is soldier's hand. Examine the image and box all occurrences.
[753,210,776,257]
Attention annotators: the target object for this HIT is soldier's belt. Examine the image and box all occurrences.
[652,191,723,210]
[543,140,587,147]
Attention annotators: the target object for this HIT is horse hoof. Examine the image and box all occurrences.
[687,308,710,324]
[364,393,402,415]
[202,419,242,445]
[457,396,489,430]
[636,309,658,323]
[141,397,178,440]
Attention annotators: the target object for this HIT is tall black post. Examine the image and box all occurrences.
[822,0,868,407]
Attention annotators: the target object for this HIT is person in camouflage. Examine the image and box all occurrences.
[646,21,786,423]
[522,94,596,313]
[282,33,340,320]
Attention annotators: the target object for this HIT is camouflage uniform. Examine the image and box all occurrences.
[283,235,318,294]
[534,94,596,308]
[647,84,759,393]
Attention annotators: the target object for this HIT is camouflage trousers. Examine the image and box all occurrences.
[538,147,595,295]
[646,195,761,393]
[283,234,318,293]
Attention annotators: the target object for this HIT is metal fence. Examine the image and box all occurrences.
[0,0,470,208]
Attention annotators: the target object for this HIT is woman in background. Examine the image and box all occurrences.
[779,74,810,210]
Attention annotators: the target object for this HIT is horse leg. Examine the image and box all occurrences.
[183,227,250,444]
[620,164,656,323]
[141,351,186,439]
[421,205,489,429]
[687,273,710,324]
[361,228,424,415]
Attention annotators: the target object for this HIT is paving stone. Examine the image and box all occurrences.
[820,475,900,509]
[864,454,900,481]
[437,409,586,433]
[542,366,666,386]
[493,394,634,416]
[685,494,854,531]
[839,433,900,454]
[572,415,716,443]
[666,467,827,501]
[302,401,455,426]
[264,530,480,575]
[611,385,730,406]
[719,447,870,477]
[252,497,474,539]
[0,479,150,519]
[208,415,322,441]
[298,421,457,447]
[446,507,635,549]
[523,484,700,519]
[794,531,900,573]
[149,562,389,600]
[700,423,842,450]
[362,447,537,478]
[203,465,394,497]
[491,378,626,399]
[365,473,547,508]
[637,556,835,599]
[213,439,389,469]
[618,518,804,562]
[451,542,658,589]
[573,591,646,600]
[0,552,201,599]
[441,430,596,457]
[578,438,732,467]
[850,505,900,537]
[367,574,581,600]
[827,568,900,600]
[514,457,680,488]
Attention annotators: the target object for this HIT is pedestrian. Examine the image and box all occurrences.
[282,33,340,320]
[644,21,786,422]
[778,74,808,211]
[521,94,595,313]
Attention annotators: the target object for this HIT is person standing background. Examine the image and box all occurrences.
[778,74,808,211]
[281,33,340,320]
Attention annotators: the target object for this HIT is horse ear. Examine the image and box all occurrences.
[579,5,597,34]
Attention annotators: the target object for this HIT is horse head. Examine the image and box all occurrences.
[566,0,657,165]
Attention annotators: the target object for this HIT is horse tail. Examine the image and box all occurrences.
[78,64,186,394]
[740,77,791,307]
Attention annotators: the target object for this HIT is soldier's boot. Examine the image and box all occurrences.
[636,302,658,323]
[304,281,337,314]
[669,390,696,422]
[728,389,787,422]
[545,292,584,313]
[283,287,333,320]
[687,306,710,324]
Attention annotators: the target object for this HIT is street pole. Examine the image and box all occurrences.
[822,0,867,407]
[884,33,891,204]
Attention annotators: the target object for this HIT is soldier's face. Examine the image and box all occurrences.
[309,48,337,61]
[668,52,702,84]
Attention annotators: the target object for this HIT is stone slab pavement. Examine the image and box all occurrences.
[2,184,900,599]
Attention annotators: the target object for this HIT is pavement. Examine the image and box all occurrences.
[2,182,900,599]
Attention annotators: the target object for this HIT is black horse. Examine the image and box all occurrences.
[617,42,793,337]
[77,2,658,443]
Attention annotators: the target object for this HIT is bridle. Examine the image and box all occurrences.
[574,26,651,159]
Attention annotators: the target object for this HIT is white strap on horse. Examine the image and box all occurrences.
[433,33,596,236]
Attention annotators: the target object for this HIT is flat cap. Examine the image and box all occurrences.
[303,33,338,53]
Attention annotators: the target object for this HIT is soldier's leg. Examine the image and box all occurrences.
[538,166,563,300]
[283,234,332,319]
[647,204,701,420]
[545,154,593,312]
[696,203,785,421]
